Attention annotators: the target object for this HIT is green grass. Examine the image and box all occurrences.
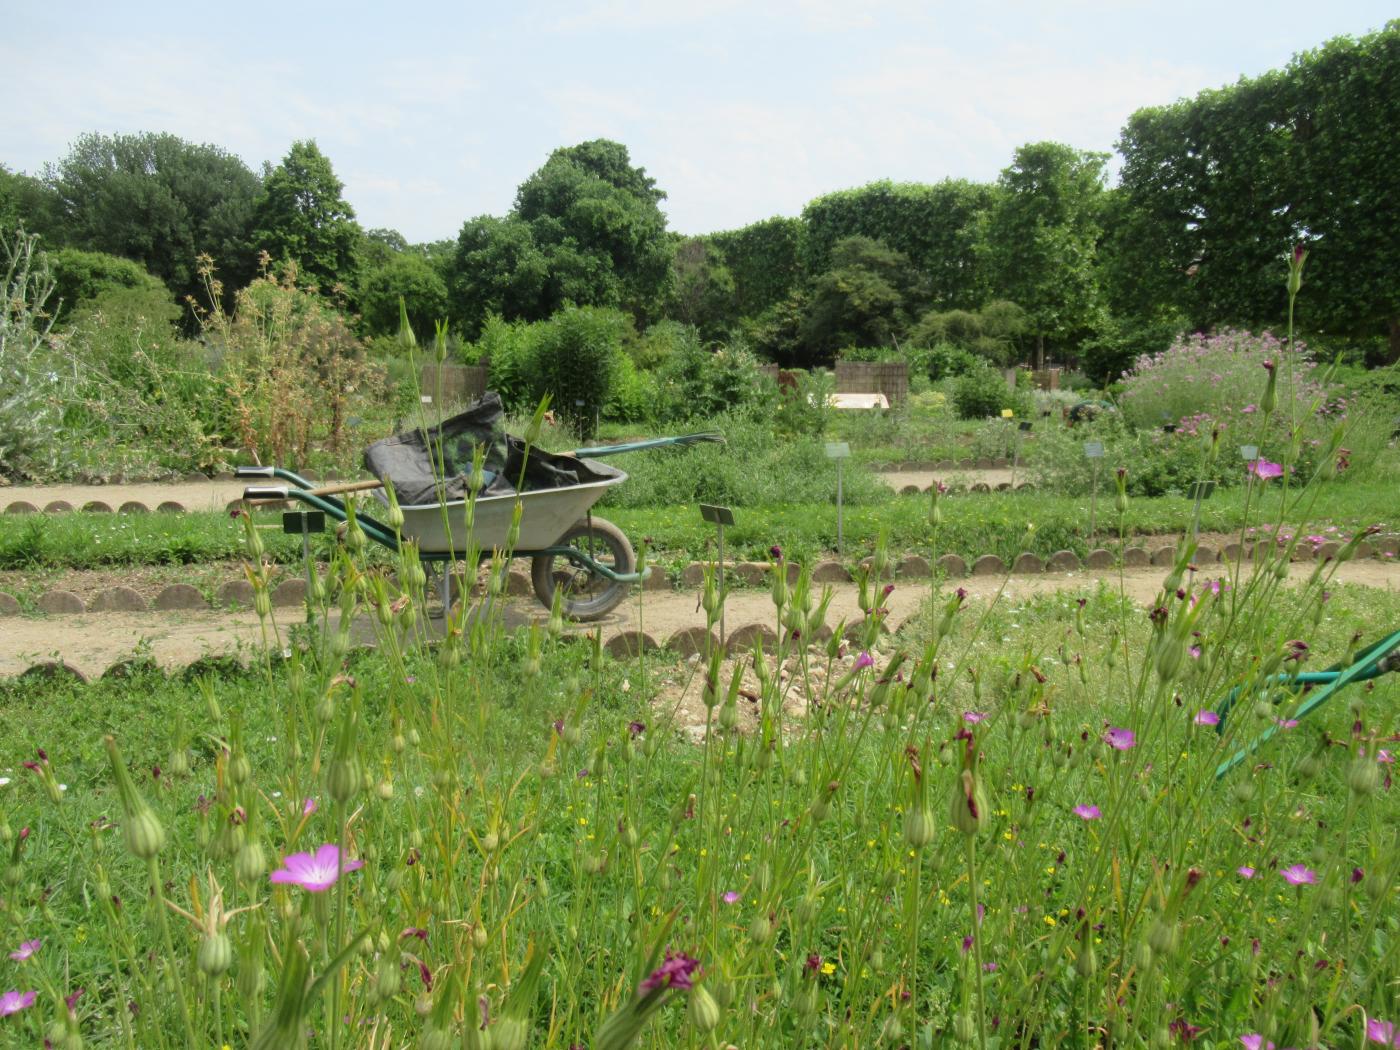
[3,473,1392,573]
[1,556,1396,1048]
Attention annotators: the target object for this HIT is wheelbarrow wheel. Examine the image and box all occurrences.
[531,517,635,622]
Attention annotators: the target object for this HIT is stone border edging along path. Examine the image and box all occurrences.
[4,542,1398,682]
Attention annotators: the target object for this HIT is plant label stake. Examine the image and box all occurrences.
[825,442,851,555]
[700,504,735,645]
[1239,445,1258,462]
[1012,421,1031,487]
[1083,441,1104,537]
[1187,480,1216,540]
[283,511,326,621]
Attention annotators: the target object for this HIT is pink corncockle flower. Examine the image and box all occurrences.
[1280,864,1317,886]
[1274,718,1299,730]
[1365,1018,1398,1047]
[1237,866,1255,879]
[1239,1035,1275,1050]
[1377,750,1394,765]
[853,651,874,671]
[7,940,39,962]
[0,990,35,1017]
[1248,460,1283,480]
[1073,805,1101,821]
[1194,710,1220,726]
[721,891,740,904]
[269,843,364,893]
[302,797,317,817]
[639,951,700,994]
[1103,727,1136,751]
[963,711,988,724]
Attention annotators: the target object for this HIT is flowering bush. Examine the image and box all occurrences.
[1118,328,1332,433]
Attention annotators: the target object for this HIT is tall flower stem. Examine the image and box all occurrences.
[147,857,197,1046]
[330,800,348,1050]
[966,836,988,1050]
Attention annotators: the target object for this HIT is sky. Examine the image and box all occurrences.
[3,1,1393,243]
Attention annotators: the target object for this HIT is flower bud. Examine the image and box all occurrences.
[953,1012,977,1043]
[1147,917,1179,957]
[903,807,937,849]
[949,769,987,837]
[688,983,722,1033]
[235,840,267,884]
[197,931,233,977]
[1346,755,1379,797]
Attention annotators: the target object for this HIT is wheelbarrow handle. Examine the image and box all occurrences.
[235,465,276,478]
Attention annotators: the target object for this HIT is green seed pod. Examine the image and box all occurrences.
[688,983,722,1033]
[903,807,937,849]
[492,1018,528,1050]
[377,780,393,801]
[197,931,233,977]
[950,769,988,837]
[418,1026,454,1050]
[235,840,267,884]
[1075,943,1098,978]
[1147,917,1179,957]
[327,756,363,804]
[1346,756,1379,797]
[472,924,489,949]
[229,751,252,785]
[254,588,272,619]
[167,748,191,778]
[953,1012,977,1044]
[123,807,167,861]
[748,914,773,944]
[1232,780,1256,803]
[374,955,401,1000]
[1295,751,1323,781]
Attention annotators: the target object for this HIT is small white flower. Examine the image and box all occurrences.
[0,777,10,787]
[271,791,282,798]
[414,786,425,798]
[620,679,631,694]
[59,784,68,792]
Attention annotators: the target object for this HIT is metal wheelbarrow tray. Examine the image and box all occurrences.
[236,394,721,621]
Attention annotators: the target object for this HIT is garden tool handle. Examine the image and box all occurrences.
[235,465,276,478]
[306,479,384,498]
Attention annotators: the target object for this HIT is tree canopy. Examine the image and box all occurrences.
[252,140,362,294]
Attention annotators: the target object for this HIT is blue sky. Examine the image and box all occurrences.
[4,1,1393,242]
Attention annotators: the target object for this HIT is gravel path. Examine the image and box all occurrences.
[4,560,1398,681]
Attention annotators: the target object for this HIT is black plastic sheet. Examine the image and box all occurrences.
[362,392,616,506]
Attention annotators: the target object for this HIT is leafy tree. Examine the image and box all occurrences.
[528,306,630,438]
[42,132,261,305]
[252,140,362,294]
[48,248,169,321]
[358,253,449,340]
[802,179,994,310]
[448,139,673,333]
[709,216,805,320]
[360,227,409,270]
[909,300,1027,366]
[0,166,60,240]
[981,142,1107,368]
[799,236,920,361]
[666,238,735,340]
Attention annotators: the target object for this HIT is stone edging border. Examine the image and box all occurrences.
[4,535,1395,620]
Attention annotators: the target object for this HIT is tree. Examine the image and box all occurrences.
[0,165,61,241]
[252,140,362,294]
[358,252,449,340]
[666,238,736,340]
[42,132,261,305]
[447,139,673,333]
[981,142,1107,368]
[799,236,921,361]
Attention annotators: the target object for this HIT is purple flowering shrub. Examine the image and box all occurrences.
[1118,328,1333,434]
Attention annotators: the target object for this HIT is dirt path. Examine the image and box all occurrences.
[5,560,1398,681]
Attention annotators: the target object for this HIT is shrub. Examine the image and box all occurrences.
[530,305,628,438]
[47,247,168,321]
[952,363,1031,420]
[652,330,773,423]
[1118,328,1327,431]
[0,228,62,479]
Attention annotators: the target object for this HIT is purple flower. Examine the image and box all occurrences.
[302,797,317,817]
[639,951,700,994]
[0,990,35,1017]
[1365,1018,1398,1047]
[1194,711,1220,726]
[853,651,874,671]
[721,891,740,904]
[961,935,974,954]
[628,721,646,738]
[1239,1036,1275,1050]
[1073,805,1101,821]
[1103,727,1136,751]
[1274,718,1299,730]
[1237,866,1255,879]
[269,843,364,893]
[1248,460,1283,480]
[769,545,782,562]
[6,940,39,962]
[963,711,988,724]
[1280,864,1317,886]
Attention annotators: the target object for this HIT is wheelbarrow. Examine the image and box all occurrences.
[236,431,721,621]
[1211,627,1400,779]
